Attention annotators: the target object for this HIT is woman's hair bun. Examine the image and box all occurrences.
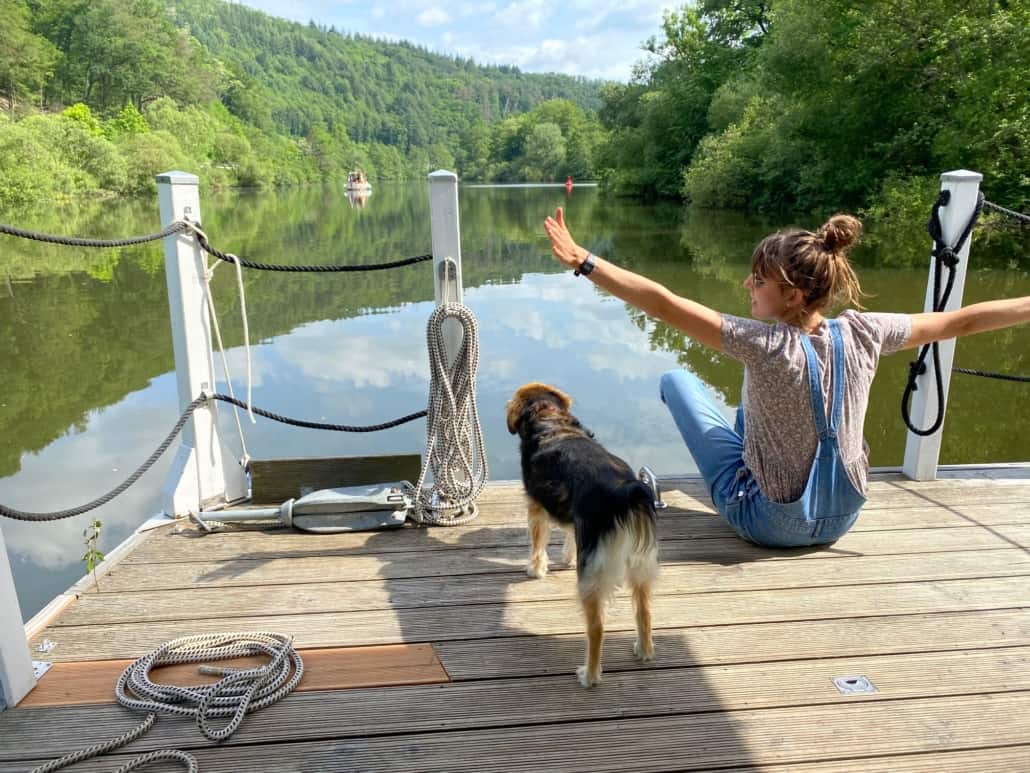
[818,214,862,252]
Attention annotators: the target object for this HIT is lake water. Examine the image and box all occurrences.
[2,181,1028,622]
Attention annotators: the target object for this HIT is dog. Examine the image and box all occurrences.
[506,382,659,687]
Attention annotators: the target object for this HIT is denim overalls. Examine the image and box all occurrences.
[659,319,866,548]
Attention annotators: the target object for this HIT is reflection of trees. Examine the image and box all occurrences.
[1,185,1027,479]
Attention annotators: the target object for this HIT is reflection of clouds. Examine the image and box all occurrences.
[272,313,430,389]
[2,379,180,618]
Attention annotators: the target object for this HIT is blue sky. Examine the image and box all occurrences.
[237,1,682,81]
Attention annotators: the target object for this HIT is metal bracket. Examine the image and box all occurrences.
[832,675,877,695]
[32,660,53,680]
[638,466,667,509]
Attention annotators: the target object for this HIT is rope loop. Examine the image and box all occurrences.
[32,632,300,773]
[901,191,985,436]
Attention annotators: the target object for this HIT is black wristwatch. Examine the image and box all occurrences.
[574,252,596,277]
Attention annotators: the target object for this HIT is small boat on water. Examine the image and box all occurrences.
[346,169,372,192]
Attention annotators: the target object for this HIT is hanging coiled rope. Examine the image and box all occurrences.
[407,293,487,526]
[900,190,984,436]
[32,632,302,773]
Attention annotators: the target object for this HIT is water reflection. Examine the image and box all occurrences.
[1,182,1028,621]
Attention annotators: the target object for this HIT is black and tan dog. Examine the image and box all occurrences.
[506,382,659,687]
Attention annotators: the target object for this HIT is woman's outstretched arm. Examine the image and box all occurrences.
[544,207,724,351]
[904,296,1030,349]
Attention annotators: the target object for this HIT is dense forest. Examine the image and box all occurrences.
[597,0,1029,214]
[0,0,606,205]
[1,0,1027,219]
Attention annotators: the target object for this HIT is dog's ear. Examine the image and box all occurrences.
[506,399,523,437]
[505,395,524,434]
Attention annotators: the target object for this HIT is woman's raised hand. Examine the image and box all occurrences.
[544,207,585,270]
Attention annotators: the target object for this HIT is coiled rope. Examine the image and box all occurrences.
[32,632,301,773]
[0,395,426,523]
[407,297,487,526]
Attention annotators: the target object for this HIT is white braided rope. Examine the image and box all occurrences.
[31,632,302,772]
[408,302,487,526]
[203,257,252,468]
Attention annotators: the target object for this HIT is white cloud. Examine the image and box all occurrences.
[494,0,548,29]
[416,7,450,27]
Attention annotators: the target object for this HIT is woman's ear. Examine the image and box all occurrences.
[783,285,804,309]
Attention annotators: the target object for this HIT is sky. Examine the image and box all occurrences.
[236,0,683,82]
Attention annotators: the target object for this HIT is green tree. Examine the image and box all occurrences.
[0,0,59,111]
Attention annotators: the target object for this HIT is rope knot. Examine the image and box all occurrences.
[907,360,926,389]
[936,246,959,267]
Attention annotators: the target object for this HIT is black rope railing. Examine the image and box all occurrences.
[0,217,434,272]
[983,199,1030,225]
[0,221,189,247]
[901,190,985,437]
[0,394,426,523]
[189,222,434,272]
[953,367,1030,383]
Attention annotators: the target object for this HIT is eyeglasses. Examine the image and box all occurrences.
[750,271,796,289]
[750,273,774,289]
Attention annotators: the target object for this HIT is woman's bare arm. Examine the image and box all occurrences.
[904,296,1030,349]
[544,207,723,350]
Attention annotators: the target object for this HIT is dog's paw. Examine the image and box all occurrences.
[525,562,547,579]
[633,639,655,662]
[576,665,601,688]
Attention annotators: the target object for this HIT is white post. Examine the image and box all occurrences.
[428,170,464,365]
[0,525,35,709]
[902,169,983,481]
[157,171,247,514]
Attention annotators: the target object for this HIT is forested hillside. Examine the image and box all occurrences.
[596,0,1029,215]
[0,0,605,205]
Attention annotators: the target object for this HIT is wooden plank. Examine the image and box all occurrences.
[464,482,1030,524]
[28,576,1030,661]
[435,608,1030,680]
[92,529,1024,592]
[57,549,1030,626]
[121,520,1021,565]
[15,644,447,709]
[248,454,421,504]
[721,747,1030,772]
[3,647,1027,760]
[5,693,1029,772]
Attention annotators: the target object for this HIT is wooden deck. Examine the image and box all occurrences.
[2,472,1030,771]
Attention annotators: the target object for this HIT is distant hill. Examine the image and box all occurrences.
[169,0,604,149]
[0,0,607,204]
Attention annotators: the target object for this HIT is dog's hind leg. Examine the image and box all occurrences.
[560,526,577,567]
[526,499,550,578]
[630,581,656,662]
[577,590,605,688]
[627,549,659,663]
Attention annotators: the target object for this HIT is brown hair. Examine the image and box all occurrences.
[751,214,865,323]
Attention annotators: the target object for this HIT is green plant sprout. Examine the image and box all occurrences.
[82,518,104,588]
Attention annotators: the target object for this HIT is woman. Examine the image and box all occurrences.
[544,207,1030,547]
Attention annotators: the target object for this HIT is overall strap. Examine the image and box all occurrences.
[827,319,846,436]
[799,331,828,438]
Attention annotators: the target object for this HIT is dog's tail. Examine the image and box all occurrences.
[618,480,659,560]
